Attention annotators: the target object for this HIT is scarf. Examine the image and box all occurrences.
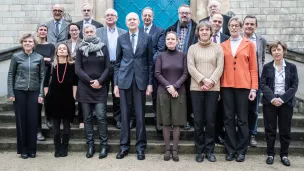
[79,36,105,57]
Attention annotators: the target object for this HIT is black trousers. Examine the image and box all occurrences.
[221,88,250,155]
[107,63,121,122]
[82,103,108,148]
[263,103,293,157]
[52,118,70,137]
[14,90,39,154]
[37,104,43,132]
[119,78,147,151]
[215,99,225,138]
[191,91,219,154]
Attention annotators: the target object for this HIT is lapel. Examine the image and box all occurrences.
[59,21,67,35]
[284,61,290,86]
[50,20,57,36]
[256,34,262,55]
[103,27,109,47]
[149,25,156,35]
[125,33,133,54]
[117,28,123,36]
[235,38,249,57]
[135,31,144,55]
[221,39,232,57]
[79,20,84,29]
[66,39,72,50]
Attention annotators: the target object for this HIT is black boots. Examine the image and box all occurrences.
[54,134,61,158]
[86,145,95,158]
[61,134,69,157]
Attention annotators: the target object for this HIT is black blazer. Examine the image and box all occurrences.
[114,32,153,90]
[260,60,298,107]
[139,24,165,62]
[200,14,231,36]
[220,32,229,43]
[76,19,104,39]
[166,19,198,52]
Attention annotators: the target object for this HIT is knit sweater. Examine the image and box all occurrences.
[187,39,224,91]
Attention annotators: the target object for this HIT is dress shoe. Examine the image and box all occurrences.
[215,136,225,145]
[116,150,129,159]
[172,150,179,162]
[37,132,46,141]
[206,153,216,162]
[183,121,191,130]
[163,149,171,161]
[249,135,257,147]
[46,121,53,129]
[137,151,145,160]
[196,153,204,162]
[156,124,162,132]
[225,153,235,161]
[99,148,108,159]
[266,156,274,165]
[236,154,245,162]
[281,156,291,166]
[129,120,135,129]
[116,121,121,129]
[20,154,28,159]
[86,145,95,158]
[28,153,36,158]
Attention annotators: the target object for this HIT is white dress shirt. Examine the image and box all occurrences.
[129,31,139,54]
[230,37,243,57]
[211,31,221,44]
[83,19,92,28]
[107,27,119,61]
[274,59,286,95]
[53,19,63,32]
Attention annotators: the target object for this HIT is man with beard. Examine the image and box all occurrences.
[200,0,231,36]
[140,7,165,132]
[76,3,103,39]
[243,15,267,147]
[166,4,197,130]
[46,4,69,45]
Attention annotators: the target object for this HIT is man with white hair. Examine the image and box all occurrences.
[76,3,103,39]
[114,12,153,161]
[96,9,127,130]
[199,0,231,36]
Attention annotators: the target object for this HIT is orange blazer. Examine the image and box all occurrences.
[220,38,258,90]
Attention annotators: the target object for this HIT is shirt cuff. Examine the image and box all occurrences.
[270,98,275,103]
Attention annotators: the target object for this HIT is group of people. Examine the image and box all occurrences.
[7,0,298,167]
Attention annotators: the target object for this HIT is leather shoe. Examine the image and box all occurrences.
[116,150,129,159]
[20,154,28,159]
[86,145,95,158]
[236,154,245,162]
[281,156,291,166]
[28,153,36,158]
[266,156,274,165]
[183,121,191,130]
[129,120,135,129]
[225,153,235,161]
[249,135,257,147]
[116,121,121,129]
[206,153,216,162]
[137,150,145,160]
[99,148,108,159]
[215,136,225,145]
[37,132,46,141]
[196,153,204,162]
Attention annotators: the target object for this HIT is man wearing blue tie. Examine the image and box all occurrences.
[114,12,153,160]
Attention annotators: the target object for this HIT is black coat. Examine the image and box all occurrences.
[76,19,104,39]
[199,14,231,36]
[260,60,298,107]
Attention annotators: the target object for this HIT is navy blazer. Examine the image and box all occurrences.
[200,14,231,36]
[114,31,153,90]
[76,19,104,39]
[220,32,229,43]
[139,24,165,62]
[260,60,298,107]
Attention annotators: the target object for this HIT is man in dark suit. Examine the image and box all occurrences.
[243,15,267,147]
[45,4,69,45]
[166,4,197,130]
[76,3,103,39]
[199,0,231,36]
[210,13,229,145]
[114,12,153,160]
[139,7,165,132]
[96,8,127,130]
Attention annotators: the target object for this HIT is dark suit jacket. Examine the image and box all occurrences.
[220,32,229,43]
[139,24,165,62]
[200,14,231,36]
[114,32,153,90]
[260,60,298,107]
[166,19,197,53]
[256,34,267,77]
[76,19,104,39]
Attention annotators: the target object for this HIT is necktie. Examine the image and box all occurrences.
[213,34,217,43]
[55,22,59,36]
[85,21,89,24]
[144,27,148,33]
[131,34,136,53]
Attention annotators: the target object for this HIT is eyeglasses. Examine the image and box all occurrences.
[230,24,240,28]
[178,12,190,15]
[70,29,79,32]
[106,14,116,17]
[83,9,91,12]
[53,9,63,13]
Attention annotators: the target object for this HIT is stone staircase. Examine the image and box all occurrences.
[0,95,303,156]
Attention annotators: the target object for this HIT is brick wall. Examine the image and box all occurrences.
[230,0,304,51]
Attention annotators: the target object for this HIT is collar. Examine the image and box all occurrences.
[144,23,153,30]
[53,19,63,24]
[83,19,92,24]
[273,59,286,68]
[230,35,242,41]
[129,30,139,36]
[250,33,257,40]
[214,31,220,37]
[107,26,116,33]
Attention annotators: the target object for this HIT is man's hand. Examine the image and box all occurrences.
[146,85,153,96]
[8,97,15,102]
[38,97,44,104]
[114,85,120,98]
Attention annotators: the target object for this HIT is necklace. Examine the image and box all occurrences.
[57,62,67,83]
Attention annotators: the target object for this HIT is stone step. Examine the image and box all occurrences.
[0,137,303,156]
[0,123,303,141]
[1,111,304,128]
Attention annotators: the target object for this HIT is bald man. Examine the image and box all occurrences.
[114,12,153,160]
[45,4,69,45]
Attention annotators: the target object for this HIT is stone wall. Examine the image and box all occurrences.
[229,0,304,51]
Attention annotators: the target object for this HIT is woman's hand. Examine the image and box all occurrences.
[167,85,175,94]
[8,97,15,102]
[44,57,51,62]
[38,97,44,104]
[90,80,102,89]
[202,78,214,88]
[171,91,179,98]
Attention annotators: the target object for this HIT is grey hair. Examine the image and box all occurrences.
[228,16,243,28]
[83,24,96,35]
[208,0,221,10]
[81,3,92,10]
[142,7,154,16]
[105,8,118,17]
